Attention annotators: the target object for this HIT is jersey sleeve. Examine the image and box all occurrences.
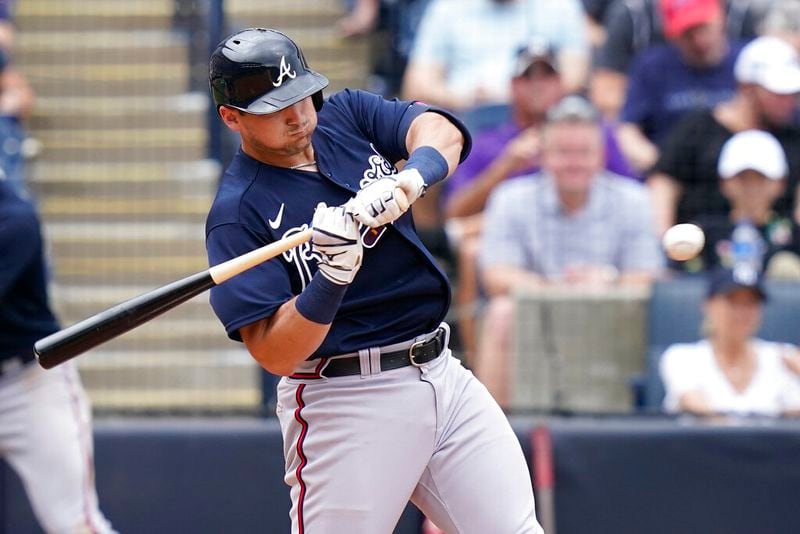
[326,89,472,166]
[659,343,702,413]
[207,222,295,342]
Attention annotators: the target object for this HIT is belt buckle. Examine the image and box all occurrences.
[408,339,427,367]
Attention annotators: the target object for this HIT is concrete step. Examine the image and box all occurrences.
[59,317,233,352]
[29,93,208,131]
[76,349,261,411]
[21,62,190,97]
[44,221,207,260]
[16,30,189,65]
[48,252,211,285]
[30,159,219,197]
[33,127,207,162]
[16,0,175,32]
[226,0,345,27]
[51,283,217,323]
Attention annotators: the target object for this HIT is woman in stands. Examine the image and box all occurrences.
[660,267,800,417]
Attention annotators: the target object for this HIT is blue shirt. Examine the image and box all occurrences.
[205,90,471,358]
[0,180,60,359]
[621,41,744,146]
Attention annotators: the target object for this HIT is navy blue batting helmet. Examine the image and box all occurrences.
[209,28,329,114]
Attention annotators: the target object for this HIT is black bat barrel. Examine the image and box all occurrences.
[34,270,216,369]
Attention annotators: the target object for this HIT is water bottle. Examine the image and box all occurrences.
[730,219,764,285]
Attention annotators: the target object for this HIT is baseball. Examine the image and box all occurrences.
[662,223,705,261]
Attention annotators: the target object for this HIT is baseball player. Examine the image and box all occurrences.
[206,28,543,533]
[0,179,116,533]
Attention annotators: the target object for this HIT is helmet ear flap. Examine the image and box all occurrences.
[312,91,324,112]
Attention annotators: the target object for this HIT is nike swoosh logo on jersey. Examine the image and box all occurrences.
[269,203,285,230]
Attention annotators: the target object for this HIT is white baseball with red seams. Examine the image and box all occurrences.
[662,223,705,261]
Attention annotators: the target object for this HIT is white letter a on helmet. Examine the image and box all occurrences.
[274,56,297,87]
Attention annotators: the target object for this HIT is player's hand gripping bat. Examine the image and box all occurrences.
[34,189,409,369]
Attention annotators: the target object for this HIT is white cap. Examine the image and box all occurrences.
[717,129,788,180]
[734,36,800,94]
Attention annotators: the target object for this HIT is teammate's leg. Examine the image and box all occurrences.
[276,367,438,534]
[0,362,116,534]
[411,353,543,534]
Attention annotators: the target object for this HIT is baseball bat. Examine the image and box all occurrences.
[34,188,410,369]
[34,228,313,369]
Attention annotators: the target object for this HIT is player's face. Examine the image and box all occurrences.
[706,288,763,342]
[220,97,318,164]
[542,121,605,196]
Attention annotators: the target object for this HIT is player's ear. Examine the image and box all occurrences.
[218,106,242,131]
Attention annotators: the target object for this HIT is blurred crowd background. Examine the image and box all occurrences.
[6,0,800,419]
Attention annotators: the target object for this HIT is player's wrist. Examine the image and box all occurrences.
[405,146,448,188]
[295,273,349,325]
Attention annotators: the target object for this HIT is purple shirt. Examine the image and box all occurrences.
[443,120,638,202]
[621,41,744,146]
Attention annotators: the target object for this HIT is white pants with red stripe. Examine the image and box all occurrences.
[0,361,116,534]
[276,328,543,534]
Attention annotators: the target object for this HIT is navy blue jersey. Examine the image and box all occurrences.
[0,181,60,360]
[206,89,471,358]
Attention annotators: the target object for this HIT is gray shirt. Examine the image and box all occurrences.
[480,172,663,279]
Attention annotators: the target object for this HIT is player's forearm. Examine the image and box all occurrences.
[240,299,331,376]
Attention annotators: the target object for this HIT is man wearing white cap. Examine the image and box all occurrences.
[687,130,800,277]
[648,36,800,235]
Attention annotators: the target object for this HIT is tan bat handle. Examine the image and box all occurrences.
[209,228,313,284]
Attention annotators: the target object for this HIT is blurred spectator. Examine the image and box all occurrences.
[0,0,16,52]
[0,47,35,196]
[616,0,745,174]
[0,2,36,197]
[660,266,800,417]
[759,0,800,52]
[474,96,663,406]
[581,0,617,48]
[402,0,590,111]
[591,0,762,119]
[687,130,800,277]
[0,179,117,533]
[444,43,636,220]
[441,46,635,359]
[338,0,432,97]
[648,36,800,234]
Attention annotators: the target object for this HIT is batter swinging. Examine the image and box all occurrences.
[206,28,543,533]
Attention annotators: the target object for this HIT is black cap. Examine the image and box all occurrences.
[706,266,767,301]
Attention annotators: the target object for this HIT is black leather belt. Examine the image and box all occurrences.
[322,328,446,378]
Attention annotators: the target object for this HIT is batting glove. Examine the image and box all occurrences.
[346,177,410,228]
[394,168,427,205]
[311,203,363,285]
